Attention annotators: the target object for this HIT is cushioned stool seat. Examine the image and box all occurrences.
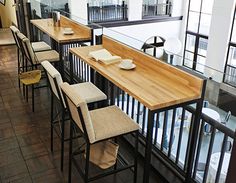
[35,50,59,63]
[32,41,51,52]
[71,82,107,104]
[90,105,139,142]
[19,70,41,85]
[19,70,41,112]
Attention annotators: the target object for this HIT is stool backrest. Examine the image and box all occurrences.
[10,26,20,49]
[41,61,65,107]
[61,82,96,143]
[22,37,38,65]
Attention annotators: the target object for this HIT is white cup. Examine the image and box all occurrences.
[121,59,133,68]
[64,27,72,32]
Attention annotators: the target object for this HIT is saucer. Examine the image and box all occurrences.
[118,63,136,70]
[63,30,74,35]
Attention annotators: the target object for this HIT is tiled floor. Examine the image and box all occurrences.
[0,45,165,183]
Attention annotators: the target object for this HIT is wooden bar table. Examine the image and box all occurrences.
[69,35,207,183]
[31,15,92,79]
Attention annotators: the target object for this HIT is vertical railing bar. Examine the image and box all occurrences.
[121,90,125,110]
[192,119,205,177]
[131,97,135,118]
[175,109,186,164]
[202,128,216,183]
[168,108,177,157]
[215,135,228,183]
[154,113,159,145]
[126,94,130,115]
[161,111,168,151]
[136,102,141,125]
[142,106,146,135]
[117,88,120,107]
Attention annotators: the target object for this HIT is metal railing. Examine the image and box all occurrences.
[224,64,236,87]
[87,1,128,23]
[142,2,172,17]
[65,53,235,183]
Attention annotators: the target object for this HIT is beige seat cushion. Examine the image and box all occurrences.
[72,82,107,104]
[90,105,139,142]
[35,50,59,63]
[32,41,51,52]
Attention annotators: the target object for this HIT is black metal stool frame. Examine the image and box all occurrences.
[62,91,139,183]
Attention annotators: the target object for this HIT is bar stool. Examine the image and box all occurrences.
[41,61,107,171]
[15,33,60,111]
[10,26,51,84]
[61,82,139,183]
[10,26,51,52]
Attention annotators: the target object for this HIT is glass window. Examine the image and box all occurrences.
[199,14,211,35]
[198,37,208,56]
[227,46,236,66]
[186,34,196,52]
[196,55,206,73]
[187,12,200,32]
[201,0,214,14]
[184,51,194,68]
[189,0,201,12]
[231,18,236,43]
[183,0,212,71]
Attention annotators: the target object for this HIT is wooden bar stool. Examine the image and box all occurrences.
[61,82,139,183]
[41,61,107,171]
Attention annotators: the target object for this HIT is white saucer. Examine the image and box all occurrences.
[63,30,74,35]
[118,63,136,70]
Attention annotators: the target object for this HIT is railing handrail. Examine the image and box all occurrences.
[185,105,235,138]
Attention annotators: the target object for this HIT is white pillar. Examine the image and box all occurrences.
[69,0,88,24]
[128,0,142,21]
[205,0,236,82]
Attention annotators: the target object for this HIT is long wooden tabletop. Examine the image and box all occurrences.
[70,36,204,110]
[31,16,91,43]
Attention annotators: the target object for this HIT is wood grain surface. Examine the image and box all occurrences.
[31,15,91,43]
[70,36,204,110]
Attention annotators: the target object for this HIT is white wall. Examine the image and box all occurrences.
[0,0,17,27]
[205,0,236,82]
[128,0,143,21]
[69,0,88,24]
[103,20,182,50]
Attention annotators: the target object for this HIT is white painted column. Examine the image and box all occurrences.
[127,0,142,21]
[69,0,88,24]
[205,0,236,82]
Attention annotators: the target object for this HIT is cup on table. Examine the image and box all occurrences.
[121,59,133,68]
[64,27,72,32]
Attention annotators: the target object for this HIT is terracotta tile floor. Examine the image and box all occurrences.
[0,45,165,183]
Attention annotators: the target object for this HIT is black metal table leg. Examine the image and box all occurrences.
[58,43,64,80]
[69,52,73,84]
[143,110,155,183]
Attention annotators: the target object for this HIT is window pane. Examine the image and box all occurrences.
[199,13,211,35]
[187,12,200,32]
[189,0,201,12]
[232,18,236,43]
[201,0,214,14]
[186,34,196,52]
[184,51,194,68]
[196,55,206,73]
[227,46,236,66]
[198,37,208,56]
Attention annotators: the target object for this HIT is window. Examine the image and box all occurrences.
[183,0,213,72]
[224,8,236,87]
[142,0,171,17]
